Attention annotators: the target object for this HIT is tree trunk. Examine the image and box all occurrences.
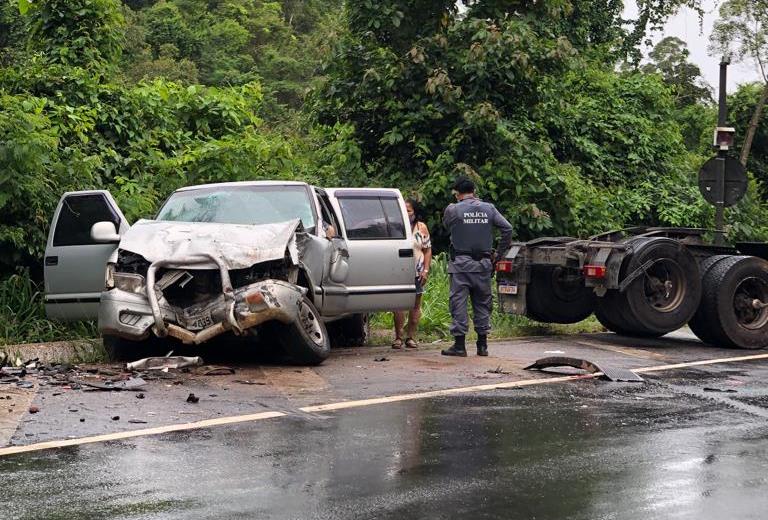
[740,81,768,167]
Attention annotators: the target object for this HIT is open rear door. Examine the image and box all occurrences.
[326,188,416,312]
[44,191,129,321]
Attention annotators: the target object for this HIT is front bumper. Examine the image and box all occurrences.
[98,278,305,344]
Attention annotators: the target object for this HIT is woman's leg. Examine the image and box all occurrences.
[406,295,423,340]
[393,311,406,347]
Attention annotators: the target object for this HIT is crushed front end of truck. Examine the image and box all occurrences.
[98,218,307,345]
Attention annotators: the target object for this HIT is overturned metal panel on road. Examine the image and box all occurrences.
[118,218,302,269]
[524,356,644,382]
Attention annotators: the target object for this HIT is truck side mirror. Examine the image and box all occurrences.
[91,221,121,243]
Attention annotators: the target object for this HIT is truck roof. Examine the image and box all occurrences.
[175,180,311,192]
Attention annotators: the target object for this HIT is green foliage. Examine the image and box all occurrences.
[728,83,768,193]
[642,36,713,107]
[28,0,125,69]
[0,273,97,345]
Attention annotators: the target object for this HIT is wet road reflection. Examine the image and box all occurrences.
[2,375,768,519]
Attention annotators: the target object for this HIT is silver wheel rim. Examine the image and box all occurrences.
[299,301,325,346]
[733,277,768,331]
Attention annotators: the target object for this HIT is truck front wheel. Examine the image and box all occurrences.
[274,296,331,365]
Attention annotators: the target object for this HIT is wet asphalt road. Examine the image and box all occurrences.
[2,356,768,519]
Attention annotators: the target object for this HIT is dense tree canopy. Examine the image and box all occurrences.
[1,0,767,279]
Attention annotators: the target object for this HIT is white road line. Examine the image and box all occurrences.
[2,352,768,457]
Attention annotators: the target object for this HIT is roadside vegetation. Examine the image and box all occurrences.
[2,0,768,345]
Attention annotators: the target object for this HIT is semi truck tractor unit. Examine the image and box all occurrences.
[496,227,768,349]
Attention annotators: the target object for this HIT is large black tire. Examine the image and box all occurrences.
[594,289,643,336]
[688,255,732,345]
[103,335,164,363]
[327,313,370,347]
[526,266,596,324]
[274,296,331,365]
[617,238,702,336]
[693,255,768,349]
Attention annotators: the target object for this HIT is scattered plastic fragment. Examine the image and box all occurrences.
[126,356,203,371]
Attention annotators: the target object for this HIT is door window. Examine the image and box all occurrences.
[53,194,120,247]
[337,196,406,240]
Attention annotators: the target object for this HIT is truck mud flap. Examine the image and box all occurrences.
[524,356,644,382]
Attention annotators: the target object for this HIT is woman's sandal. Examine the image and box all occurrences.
[392,338,404,350]
[405,338,419,349]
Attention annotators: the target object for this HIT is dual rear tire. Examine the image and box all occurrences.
[595,238,702,337]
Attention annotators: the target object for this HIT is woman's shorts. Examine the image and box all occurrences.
[415,276,424,295]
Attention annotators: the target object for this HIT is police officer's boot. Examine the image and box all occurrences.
[441,336,467,357]
[476,334,488,356]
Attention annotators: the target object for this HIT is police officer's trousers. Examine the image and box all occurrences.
[449,271,493,337]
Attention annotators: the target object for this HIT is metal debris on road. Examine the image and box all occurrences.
[524,356,644,383]
[198,366,235,376]
[186,393,200,403]
[126,356,203,371]
[128,419,148,424]
[74,377,147,392]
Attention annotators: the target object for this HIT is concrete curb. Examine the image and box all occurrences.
[0,339,104,365]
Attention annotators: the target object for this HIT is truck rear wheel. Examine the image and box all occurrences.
[274,296,331,365]
[594,290,643,336]
[618,238,702,336]
[688,255,732,345]
[693,256,768,349]
[526,266,595,324]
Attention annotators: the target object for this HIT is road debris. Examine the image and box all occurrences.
[127,356,203,371]
[703,387,738,393]
[374,357,390,362]
[136,393,145,399]
[28,406,39,414]
[112,416,120,421]
[128,419,148,424]
[234,380,266,385]
[198,366,235,376]
[487,366,511,375]
[74,377,147,392]
[186,393,200,403]
[525,356,644,383]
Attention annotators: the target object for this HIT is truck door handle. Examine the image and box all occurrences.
[45,256,58,266]
[398,249,413,258]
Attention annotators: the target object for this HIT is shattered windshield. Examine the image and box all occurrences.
[156,185,316,229]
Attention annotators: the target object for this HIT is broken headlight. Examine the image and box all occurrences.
[107,263,147,295]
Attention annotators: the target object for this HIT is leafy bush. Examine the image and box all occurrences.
[0,274,97,346]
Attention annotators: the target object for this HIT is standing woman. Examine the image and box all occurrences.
[393,199,432,350]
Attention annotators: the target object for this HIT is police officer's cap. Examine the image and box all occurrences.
[451,177,475,194]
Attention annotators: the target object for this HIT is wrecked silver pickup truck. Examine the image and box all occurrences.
[43,182,417,364]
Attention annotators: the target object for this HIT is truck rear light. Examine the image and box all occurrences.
[496,260,513,273]
[583,265,606,278]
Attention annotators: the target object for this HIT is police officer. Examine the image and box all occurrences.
[441,177,513,357]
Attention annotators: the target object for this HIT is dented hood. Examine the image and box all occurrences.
[118,219,301,269]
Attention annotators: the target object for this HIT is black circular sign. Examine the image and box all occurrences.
[698,156,747,207]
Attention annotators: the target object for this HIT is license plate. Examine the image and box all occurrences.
[498,284,518,295]
[189,312,213,330]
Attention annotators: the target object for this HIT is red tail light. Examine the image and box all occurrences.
[583,265,606,278]
[496,260,513,273]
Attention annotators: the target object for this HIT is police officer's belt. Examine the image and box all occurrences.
[451,247,492,261]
